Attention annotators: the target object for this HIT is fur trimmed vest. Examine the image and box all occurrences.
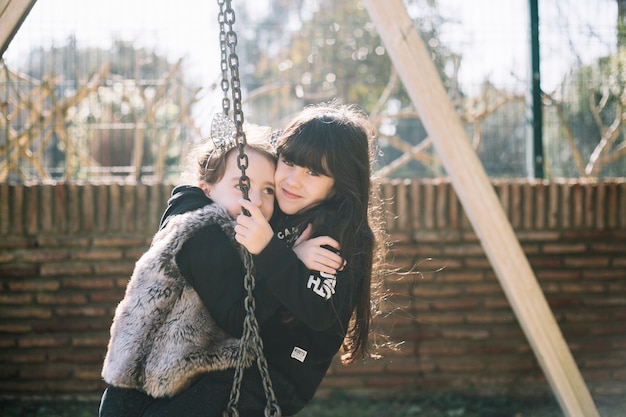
[101,204,251,398]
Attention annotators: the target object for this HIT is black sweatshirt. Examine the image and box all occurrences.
[163,185,359,404]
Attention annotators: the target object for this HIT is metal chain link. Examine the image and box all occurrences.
[224,252,281,417]
[217,0,230,115]
[220,0,250,204]
[217,1,281,416]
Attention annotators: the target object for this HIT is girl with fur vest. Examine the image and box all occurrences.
[99,118,344,417]
[118,102,387,417]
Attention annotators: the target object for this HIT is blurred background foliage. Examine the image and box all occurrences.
[1,0,624,182]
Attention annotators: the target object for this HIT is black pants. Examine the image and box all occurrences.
[99,368,306,417]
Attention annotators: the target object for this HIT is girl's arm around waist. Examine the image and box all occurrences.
[253,235,355,331]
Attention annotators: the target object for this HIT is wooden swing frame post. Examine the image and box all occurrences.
[0,0,37,57]
[363,1,599,416]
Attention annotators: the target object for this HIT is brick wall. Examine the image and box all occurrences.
[0,179,625,401]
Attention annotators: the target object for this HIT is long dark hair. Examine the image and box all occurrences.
[276,102,385,363]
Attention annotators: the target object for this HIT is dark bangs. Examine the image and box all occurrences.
[278,116,347,178]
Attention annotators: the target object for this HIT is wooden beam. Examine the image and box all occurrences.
[0,0,37,58]
[363,1,599,416]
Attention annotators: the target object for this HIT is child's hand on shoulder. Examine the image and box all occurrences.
[235,199,274,254]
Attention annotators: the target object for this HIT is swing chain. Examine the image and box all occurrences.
[218,0,250,203]
[217,0,230,114]
[217,1,281,416]
[224,252,281,417]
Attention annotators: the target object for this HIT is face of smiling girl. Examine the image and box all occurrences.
[273,156,335,215]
